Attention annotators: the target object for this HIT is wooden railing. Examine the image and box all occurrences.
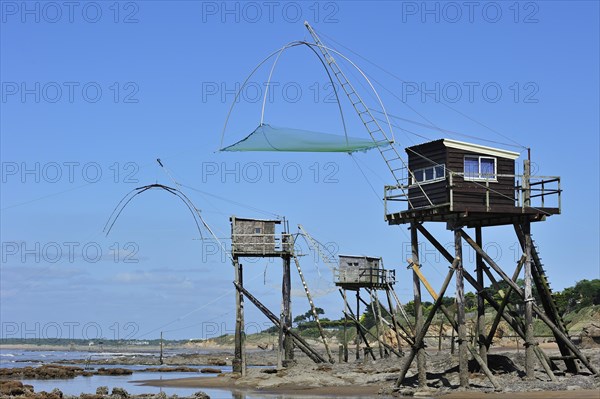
[335,267,396,286]
[384,173,561,216]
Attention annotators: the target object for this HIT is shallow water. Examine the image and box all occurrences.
[20,372,230,398]
[1,349,390,398]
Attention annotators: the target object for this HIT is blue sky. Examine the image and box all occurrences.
[1,1,599,341]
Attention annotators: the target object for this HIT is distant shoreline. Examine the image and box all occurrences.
[0,343,232,352]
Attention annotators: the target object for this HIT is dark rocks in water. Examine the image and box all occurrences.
[0,365,86,380]
[0,380,33,396]
[193,391,210,399]
[199,368,221,374]
[33,391,63,399]
[111,387,129,398]
[206,358,226,366]
[95,386,109,395]
[96,368,133,376]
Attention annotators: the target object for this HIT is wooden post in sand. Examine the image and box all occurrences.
[356,291,361,360]
[523,220,536,379]
[233,259,246,375]
[475,227,488,367]
[343,290,349,362]
[410,223,426,388]
[282,253,294,365]
[454,227,469,388]
[159,331,163,365]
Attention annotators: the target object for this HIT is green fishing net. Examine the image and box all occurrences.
[221,124,388,153]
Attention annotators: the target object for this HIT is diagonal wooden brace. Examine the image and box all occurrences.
[416,224,558,381]
[408,258,501,390]
[460,229,598,376]
[395,263,456,388]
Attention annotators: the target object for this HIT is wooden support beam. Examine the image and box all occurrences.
[454,228,469,388]
[417,225,529,341]
[291,254,334,363]
[233,259,246,375]
[369,290,384,358]
[234,282,326,363]
[523,221,536,379]
[410,259,501,391]
[342,309,402,358]
[411,223,426,388]
[356,291,361,360]
[460,229,599,376]
[462,267,557,382]
[486,256,525,349]
[409,261,437,300]
[389,283,415,334]
[475,254,558,376]
[339,289,376,360]
[416,224,557,382]
[282,255,293,364]
[475,227,488,367]
[395,265,456,388]
[343,289,348,362]
[385,287,408,352]
[378,290,413,346]
[363,290,407,356]
[514,224,580,374]
[374,291,387,358]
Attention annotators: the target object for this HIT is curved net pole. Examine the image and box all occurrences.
[104,184,237,263]
[221,39,395,149]
[300,42,395,144]
[260,44,292,126]
[103,186,155,235]
[103,184,204,240]
[260,41,349,147]
[220,42,303,151]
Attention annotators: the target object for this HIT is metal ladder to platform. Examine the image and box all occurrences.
[514,224,580,373]
[303,22,432,208]
[291,250,335,363]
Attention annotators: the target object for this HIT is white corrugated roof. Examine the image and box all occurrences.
[338,254,381,260]
[230,216,282,223]
[442,139,520,160]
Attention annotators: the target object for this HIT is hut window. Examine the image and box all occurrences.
[414,169,424,182]
[464,156,497,181]
[411,164,445,184]
[254,227,262,234]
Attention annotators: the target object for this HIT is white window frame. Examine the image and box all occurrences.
[463,155,498,182]
[410,164,446,185]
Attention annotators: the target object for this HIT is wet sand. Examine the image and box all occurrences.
[136,375,600,398]
[441,390,600,399]
[136,376,383,396]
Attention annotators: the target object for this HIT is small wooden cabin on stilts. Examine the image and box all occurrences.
[335,254,411,362]
[385,139,597,389]
[230,216,331,375]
